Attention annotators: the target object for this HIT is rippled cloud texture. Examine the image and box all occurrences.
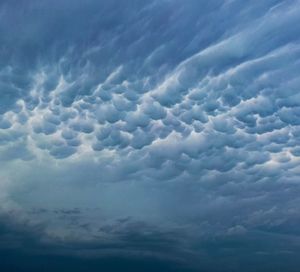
[1,0,300,271]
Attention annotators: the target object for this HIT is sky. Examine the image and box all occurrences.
[0,0,300,271]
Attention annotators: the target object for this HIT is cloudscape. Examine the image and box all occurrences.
[1,1,300,271]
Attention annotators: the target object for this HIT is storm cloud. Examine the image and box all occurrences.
[1,0,300,271]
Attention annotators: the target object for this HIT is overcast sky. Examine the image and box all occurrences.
[1,0,300,271]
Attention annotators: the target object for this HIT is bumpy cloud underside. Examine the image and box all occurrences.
[1,0,300,271]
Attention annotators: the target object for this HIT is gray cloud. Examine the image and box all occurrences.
[1,0,300,271]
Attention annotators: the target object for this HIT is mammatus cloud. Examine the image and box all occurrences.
[1,0,300,271]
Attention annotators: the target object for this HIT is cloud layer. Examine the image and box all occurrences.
[1,0,300,271]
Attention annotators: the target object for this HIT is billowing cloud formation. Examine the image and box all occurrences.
[1,0,300,271]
